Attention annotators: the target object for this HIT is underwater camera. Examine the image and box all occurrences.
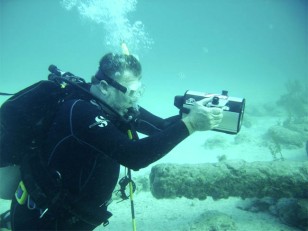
[174,90,245,134]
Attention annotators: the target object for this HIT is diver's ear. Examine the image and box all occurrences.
[99,80,109,95]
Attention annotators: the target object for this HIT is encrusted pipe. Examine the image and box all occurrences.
[149,160,308,200]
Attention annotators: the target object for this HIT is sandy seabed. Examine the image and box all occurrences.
[0,191,302,231]
[97,191,299,231]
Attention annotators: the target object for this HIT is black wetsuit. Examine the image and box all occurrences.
[11,98,189,230]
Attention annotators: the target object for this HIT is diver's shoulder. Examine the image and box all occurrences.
[63,98,99,111]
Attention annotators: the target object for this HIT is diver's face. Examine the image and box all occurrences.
[107,71,144,116]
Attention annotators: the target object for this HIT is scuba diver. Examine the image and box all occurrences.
[0,52,223,230]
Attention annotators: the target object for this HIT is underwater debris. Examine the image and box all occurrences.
[217,154,227,162]
[277,79,308,120]
[273,198,308,230]
[267,125,305,149]
[237,197,276,213]
[269,79,308,156]
[185,210,237,231]
[268,138,284,161]
[150,160,308,200]
[203,135,229,149]
[237,197,308,230]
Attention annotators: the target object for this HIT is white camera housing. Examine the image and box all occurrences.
[175,90,245,134]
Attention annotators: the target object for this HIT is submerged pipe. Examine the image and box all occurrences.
[149,160,308,200]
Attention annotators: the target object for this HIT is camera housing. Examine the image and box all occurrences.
[174,90,245,134]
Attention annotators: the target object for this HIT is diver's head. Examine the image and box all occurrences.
[93,53,142,83]
[91,53,144,116]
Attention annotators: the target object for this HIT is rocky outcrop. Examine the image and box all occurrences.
[267,125,305,148]
[237,197,308,231]
[185,210,237,231]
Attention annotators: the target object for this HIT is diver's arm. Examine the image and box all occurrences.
[71,101,189,170]
[135,107,180,135]
[72,99,222,170]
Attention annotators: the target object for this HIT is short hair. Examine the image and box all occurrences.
[92,53,142,84]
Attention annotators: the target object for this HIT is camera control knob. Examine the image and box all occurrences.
[222,90,228,96]
[212,96,219,105]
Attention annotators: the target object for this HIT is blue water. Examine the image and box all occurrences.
[0,1,307,230]
[1,0,307,109]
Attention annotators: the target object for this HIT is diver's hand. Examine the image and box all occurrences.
[182,98,223,134]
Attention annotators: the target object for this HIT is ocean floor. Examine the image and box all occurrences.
[0,191,303,231]
[96,191,300,231]
[0,115,307,231]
